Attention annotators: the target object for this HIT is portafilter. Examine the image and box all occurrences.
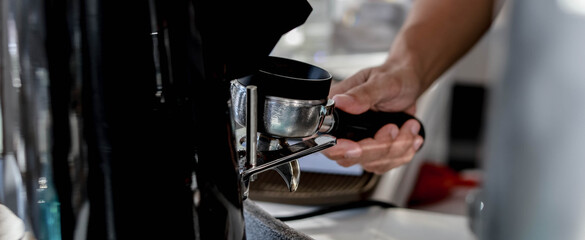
[230,56,425,198]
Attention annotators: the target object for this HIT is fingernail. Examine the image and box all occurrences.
[390,125,399,140]
[413,138,423,150]
[410,122,420,135]
[332,94,353,104]
[345,148,362,159]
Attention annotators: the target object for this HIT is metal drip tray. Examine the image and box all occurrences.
[249,171,380,205]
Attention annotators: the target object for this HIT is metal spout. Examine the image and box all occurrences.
[274,160,301,192]
[240,135,336,198]
[241,135,336,181]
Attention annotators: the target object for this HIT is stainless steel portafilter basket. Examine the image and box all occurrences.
[231,56,334,138]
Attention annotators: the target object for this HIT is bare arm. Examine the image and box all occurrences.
[324,0,496,174]
[390,0,495,91]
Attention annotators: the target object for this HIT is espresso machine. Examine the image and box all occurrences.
[1,0,424,239]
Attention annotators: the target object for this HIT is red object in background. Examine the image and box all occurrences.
[407,162,479,206]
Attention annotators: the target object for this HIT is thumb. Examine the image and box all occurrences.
[332,93,371,115]
[332,77,383,115]
[329,67,387,114]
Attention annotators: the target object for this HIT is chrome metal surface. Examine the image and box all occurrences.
[238,130,333,198]
[246,86,258,170]
[274,159,300,192]
[318,99,336,133]
[263,96,327,138]
[241,135,336,178]
[231,80,333,138]
[230,80,247,127]
[256,135,301,193]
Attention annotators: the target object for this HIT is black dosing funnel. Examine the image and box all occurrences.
[238,56,333,101]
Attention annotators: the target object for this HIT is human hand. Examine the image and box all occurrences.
[321,63,425,174]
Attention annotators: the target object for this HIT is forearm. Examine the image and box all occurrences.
[387,0,495,92]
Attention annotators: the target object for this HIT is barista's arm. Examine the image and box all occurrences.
[389,0,495,92]
[324,0,497,174]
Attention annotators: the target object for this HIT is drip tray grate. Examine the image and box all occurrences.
[249,170,380,205]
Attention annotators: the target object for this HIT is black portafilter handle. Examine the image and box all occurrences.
[328,109,425,146]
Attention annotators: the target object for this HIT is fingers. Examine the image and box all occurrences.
[325,119,423,174]
[364,134,423,174]
[332,94,370,115]
[330,66,408,114]
[329,68,371,97]
[320,139,362,167]
[343,75,393,111]
[330,69,376,115]
[361,119,423,173]
[323,119,424,174]
[324,64,425,173]
[331,80,387,115]
[330,67,398,114]
[375,122,400,141]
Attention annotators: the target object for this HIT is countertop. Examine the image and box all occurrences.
[254,200,478,240]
